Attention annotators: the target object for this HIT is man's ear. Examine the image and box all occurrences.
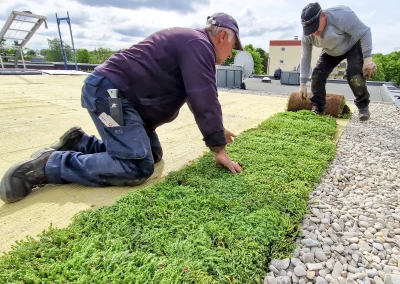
[220,30,227,42]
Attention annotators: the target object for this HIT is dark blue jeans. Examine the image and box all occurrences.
[45,71,162,186]
[311,41,370,110]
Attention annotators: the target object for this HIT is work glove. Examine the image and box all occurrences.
[299,83,307,101]
[362,57,377,79]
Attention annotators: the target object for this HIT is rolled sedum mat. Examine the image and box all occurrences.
[287,92,351,118]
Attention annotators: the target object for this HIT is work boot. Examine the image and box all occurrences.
[0,149,54,203]
[51,126,85,151]
[311,105,325,115]
[31,126,84,159]
[358,107,370,121]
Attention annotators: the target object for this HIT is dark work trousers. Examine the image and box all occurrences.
[45,71,163,186]
[311,41,370,110]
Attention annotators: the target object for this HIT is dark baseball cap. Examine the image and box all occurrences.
[206,12,243,50]
[301,2,323,36]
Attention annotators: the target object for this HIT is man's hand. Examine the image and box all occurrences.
[214,148,243,174]
[363,57,377,79]
[299,83,307,101]
[224,129,236,144]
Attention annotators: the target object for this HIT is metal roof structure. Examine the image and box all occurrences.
[0,11,47,69]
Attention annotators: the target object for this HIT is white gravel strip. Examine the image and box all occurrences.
[263,103,400,284]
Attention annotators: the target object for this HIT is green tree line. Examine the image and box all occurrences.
[4,36,398,83]
[38,38,270,74]
[370,51,400,86]
[224,44,269,75]
[39,38,116,64]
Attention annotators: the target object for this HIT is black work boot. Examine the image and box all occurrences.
[311,105,325,115]
[358,107,370,121]
[31,126,84,159]
[51,126,85,151]
[0,149,54,203]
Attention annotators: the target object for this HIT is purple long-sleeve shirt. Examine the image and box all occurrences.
[95,27,226,147]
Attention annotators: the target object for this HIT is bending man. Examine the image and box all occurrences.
[0,13,244,203]
[299,2,377,121]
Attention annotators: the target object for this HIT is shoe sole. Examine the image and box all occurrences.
[359,114,370,122]
[0,149,54,203]
[0,160,32,203]
[50,126,83,150]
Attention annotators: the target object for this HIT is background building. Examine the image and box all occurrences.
[269,38,347,80]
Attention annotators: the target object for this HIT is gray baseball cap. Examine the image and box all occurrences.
[206,12,243,50]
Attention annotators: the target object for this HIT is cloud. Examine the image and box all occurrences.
[0,3,31,21]
[113,25,157,38]
[43,11,92,27]
[1,0,398,55]
[35,29,59,38]
[75,0,209,13]
[238,9,297,37]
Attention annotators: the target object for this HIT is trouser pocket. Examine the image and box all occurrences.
[104,123,151,160]
[81,72,106,112]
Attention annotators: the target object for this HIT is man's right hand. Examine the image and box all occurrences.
[363,57,377,79]
[299,83,307,101]
[214,148,243,174]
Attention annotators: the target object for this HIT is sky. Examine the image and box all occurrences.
[0,0,398,54]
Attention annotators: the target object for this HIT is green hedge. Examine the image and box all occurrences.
[0,111,337,283]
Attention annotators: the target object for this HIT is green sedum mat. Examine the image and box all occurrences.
[0,111,337,283]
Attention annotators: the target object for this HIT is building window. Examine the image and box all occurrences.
[281,47,286,51]
[280,60,284,64]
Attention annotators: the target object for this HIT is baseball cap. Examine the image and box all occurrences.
[206,12,243,50]
[301,2,323,36]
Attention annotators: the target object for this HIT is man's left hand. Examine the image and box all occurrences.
[363,57,377,79]
[224,129,236,144]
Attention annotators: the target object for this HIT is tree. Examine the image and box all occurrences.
[0,39,7,62]
[91,47,114,64]
[88,53,100,64]
[45,38,72,62]
[256,47,269,74]
[39,49,49,57]
[371,51,400,86]
[0,38,5,52]
[224,49,238,65]
[26,49,36,56]
[370,53,386,82]
[256,47,267,59]
[76,48,90,63]
[244,44,263,75]
[0,39,22,62]
[222,45,264,74]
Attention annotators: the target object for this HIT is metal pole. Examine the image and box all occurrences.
[20,47,26,69]
[56,13,68,70]
[67,12,78,71]
[14,51,18,68]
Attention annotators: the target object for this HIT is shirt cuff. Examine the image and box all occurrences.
[203,130,227,147]
[362,51,372,58]
[300,77,308,84]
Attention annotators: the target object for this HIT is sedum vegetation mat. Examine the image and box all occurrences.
[0,111,337,283]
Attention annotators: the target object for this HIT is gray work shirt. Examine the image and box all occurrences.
[300,5,373,83]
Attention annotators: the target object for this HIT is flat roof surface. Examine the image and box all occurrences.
[0,74,294,254]
[244,78,392,103]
